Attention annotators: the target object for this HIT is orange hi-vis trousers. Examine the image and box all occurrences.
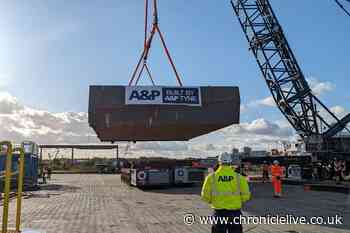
[270,165,283,195]
[272,176,282,194]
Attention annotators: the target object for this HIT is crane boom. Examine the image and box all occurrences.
[230,0,349,140]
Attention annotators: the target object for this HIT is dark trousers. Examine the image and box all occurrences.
[211,209,243,233]
[262,171,269,182]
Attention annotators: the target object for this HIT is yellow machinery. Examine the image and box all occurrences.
[1,141,25,233]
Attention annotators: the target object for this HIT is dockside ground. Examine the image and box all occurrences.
[1,174,349,233]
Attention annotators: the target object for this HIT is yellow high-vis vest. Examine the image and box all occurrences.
[201,165,251,210]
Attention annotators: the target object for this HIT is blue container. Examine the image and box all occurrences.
[0,153,39,189]
[1,142,39,191]
[0,154,19,191]
[25,154,39,187]
[0,155,18,174]
[22,153,39,187]
[0,155,5,171]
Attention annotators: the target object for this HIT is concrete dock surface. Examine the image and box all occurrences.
[1,174,349,233]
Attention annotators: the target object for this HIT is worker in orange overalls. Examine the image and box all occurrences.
[270,160,283,197]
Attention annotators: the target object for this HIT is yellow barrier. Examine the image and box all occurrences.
[14,146,25,233]
[1,141,25,233]
[1,141,13,233]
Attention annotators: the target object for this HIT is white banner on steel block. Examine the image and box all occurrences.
[125,86,202,106]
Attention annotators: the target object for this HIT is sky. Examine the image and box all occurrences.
[0,0,349,158]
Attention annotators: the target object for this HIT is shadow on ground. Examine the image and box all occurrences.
[38,184,81,192]
[19,184,81,200]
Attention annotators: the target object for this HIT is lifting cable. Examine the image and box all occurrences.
[128,0,183,86]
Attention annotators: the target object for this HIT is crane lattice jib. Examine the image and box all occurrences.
[230,0,347,138]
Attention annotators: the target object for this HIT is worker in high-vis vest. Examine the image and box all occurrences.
[201,154,251,233]
[270,160,283,197]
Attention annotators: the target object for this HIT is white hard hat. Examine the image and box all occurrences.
[273,160,279,165]
[218,153,233,164]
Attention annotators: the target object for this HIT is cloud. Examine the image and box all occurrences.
[328,106,349,134]
[205,144,216,151]
[225,118,293,137]
[221,118,294,150]
[316,105,349,128]
[0,92,24,114]
[258,96,275,107]
[308,78,335,96]
[0,92,97,144]
[0,92,297,158]
[240,104,248,113]
[248,96,275,108]
[332,106,350,133]
[248,78,335,109]
[122,121,288,159]
[133,142,188,152]
[330,105,347,119]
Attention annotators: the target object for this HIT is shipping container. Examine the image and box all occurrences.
[0,142,39,191]
[11,153,39,188]
[173,166,206,185]
[130,168,172,187]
